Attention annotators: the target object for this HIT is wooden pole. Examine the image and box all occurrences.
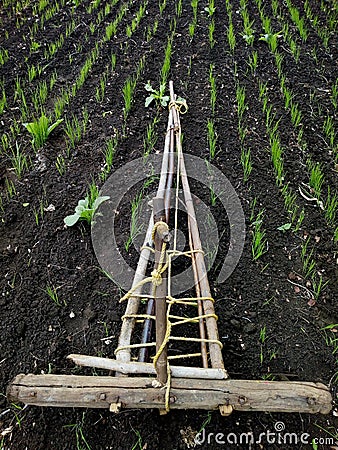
[153,197,168,385]
[188,225,208,368]
[67,355,228,379]
[116,112,173,368]
[169,81,224,370]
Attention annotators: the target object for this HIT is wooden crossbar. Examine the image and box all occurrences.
[8,374,331,414]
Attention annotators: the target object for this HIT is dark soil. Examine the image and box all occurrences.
[0,0,338,449]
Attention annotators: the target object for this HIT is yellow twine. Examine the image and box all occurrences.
[151,220,169,242]
[168,99,188,114]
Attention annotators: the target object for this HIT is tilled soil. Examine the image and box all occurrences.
[0,0,337,449]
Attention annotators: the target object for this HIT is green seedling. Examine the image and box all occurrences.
[209,64,216,114]
[205,1,216,16]
[277,222,291,232]
[311,274,329,300]
[145,83,169,107]
[8,142,28,178]
[23,115,63,150]
[55,155,66,176]
[44,284,65,306]
[259,326,266,364]
[300,239,316,279]
[247,51,258,74]
[325,187,338,225]
[240,147,252,182]
[125,192,143,252]
[64,413,91,450]
[309,161,324,199]
[207,118,217,159]
[64,184,109,226]
[251,209,268,260]
[161,37,172,84]
[259,32,281,52]
[209,19,215,48]
[131,428,144,450]
[227,20,236,52]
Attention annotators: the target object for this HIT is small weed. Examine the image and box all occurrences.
[44,284,65,306]
[64,413,91,450]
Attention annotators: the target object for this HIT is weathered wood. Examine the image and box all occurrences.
[116,112,173,368]
[153,196,168,385]
[7,374,332,414]
[67,354,228,379]
[169,81,224,370]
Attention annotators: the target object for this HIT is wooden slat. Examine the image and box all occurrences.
[67,354,228,379]
[7,374,332,414]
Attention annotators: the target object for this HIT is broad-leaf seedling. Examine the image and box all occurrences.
[145,83,169,107]
[64,194,110,226]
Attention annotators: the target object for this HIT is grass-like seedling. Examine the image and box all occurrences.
[290,102,302,127]
[161,37,172,84]
[247,50,258,74]
[270,136,284,186]
[251,209,268,261]
[159,0,166,15]
[240,0,255,45]
[64,413,91,450]
[209,183,217,206]
[311,275,329,300]
[205,0,215,16]
[8,142,28,178]
[259,325,266,364]
[55,155,66,176]
[300,239,316,279]
[286,0,308,42]
[331,79,338,109]
[23,115,63,150]
[323,116,336,148]
[209,64,216,114]
[143,117,159,160]
[209,19,215,48]
[176,0,182,16]
[236,85,247,123]
[227,18,236,53]
[125,192,143,252]
[325,187,338,225]
[123,77,136,119]
[309,161,324,199]
[207,118,217,159]
[145,83,169,108]
[64,109,88,154]
[259,32,280,53]
[0,87,6,114]
[44,284,65,306]
[100,136,117,180]
[64,184,110,227]
[240,147,252,182]
[95,76,106,103]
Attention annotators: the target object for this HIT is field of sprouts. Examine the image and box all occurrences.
[0,0,338,448]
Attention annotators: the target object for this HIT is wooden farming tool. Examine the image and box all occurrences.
[7,82,332,416]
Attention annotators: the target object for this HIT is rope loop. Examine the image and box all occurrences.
[168,99,188,114]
